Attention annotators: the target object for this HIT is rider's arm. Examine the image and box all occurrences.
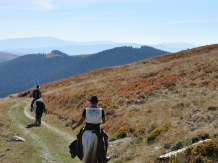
[72,109,86,130]
[72,116,85,130]
[101,110,106,124]
[101,117,106,124]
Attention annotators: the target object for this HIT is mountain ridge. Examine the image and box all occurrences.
[0,46,168,97]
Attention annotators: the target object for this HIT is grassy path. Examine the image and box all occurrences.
[7,100,80,163]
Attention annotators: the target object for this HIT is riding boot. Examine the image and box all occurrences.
[69,140,77,158]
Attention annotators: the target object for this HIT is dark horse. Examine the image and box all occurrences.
[76,130,107,163]
[33,99,46,125]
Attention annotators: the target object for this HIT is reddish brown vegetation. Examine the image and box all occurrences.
[18,44,218,162]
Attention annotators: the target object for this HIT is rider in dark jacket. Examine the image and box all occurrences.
[30,85,42,111]
[70,96,110,163]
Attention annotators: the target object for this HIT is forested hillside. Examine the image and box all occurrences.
[0,46,168,97]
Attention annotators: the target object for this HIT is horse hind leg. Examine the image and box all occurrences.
[35,111,40,125]
[34,113,37,124]
[39,116,41,125]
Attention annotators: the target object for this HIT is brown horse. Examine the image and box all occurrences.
[76,130,107,163]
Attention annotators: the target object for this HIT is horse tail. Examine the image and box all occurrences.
[82,130,98,163]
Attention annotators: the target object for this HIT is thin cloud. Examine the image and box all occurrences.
[33,0,57,10]
[0,0,57,10]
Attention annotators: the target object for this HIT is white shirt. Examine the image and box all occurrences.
[84,107,103,124]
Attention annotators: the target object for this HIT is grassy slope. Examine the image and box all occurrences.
[0,98,80,163]
[0,98,41,163]
[4,44,218,162]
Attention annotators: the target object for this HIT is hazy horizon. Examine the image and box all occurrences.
[0,0,217,46]
[0,36,198,55]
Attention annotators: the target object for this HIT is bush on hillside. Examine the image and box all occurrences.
[156,139,218,163]
[171,133,210,151]
[146,126,168,143]
[191,133,210,143]
[171,137,192,151]
[187,139,218,163]
[109,127,128,141]
[207,106,218,111]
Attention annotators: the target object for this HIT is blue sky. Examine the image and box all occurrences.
[0,0,217,46]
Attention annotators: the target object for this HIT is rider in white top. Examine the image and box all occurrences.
[81,107,105,131]
[72,96,106,131]
[71,95,110,162]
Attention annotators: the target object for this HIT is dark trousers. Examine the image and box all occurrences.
[31,98,37,108]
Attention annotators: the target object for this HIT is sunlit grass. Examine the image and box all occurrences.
[10,44,218,162]
[3,100,80,163]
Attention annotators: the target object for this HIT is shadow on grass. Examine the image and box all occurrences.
[26,123,41,128]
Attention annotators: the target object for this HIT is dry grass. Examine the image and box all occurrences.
[0,98,42,163]
[0,98,80,163]
[7,44,218,162]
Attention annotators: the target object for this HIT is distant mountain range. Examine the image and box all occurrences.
[150,42,197,53]
[0,46,168,97]
[0,37,197,55]
[0,51,19,62]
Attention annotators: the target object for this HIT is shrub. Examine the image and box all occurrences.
[192,133,210,143]
[171,137,192,151]
[171,133,210,151]
[207,106,218,111]
[157,139,218,163]
[109,127,128,141]
[146,126,167,143]
[187,139,218,162]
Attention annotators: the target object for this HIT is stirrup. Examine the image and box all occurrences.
[103,156,110,163]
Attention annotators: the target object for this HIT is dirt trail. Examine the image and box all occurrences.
[23,102,76,142]
[8,104,54,163]
[8,101,79,163]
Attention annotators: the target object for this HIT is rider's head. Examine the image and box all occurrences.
[36,85,40,89]
[88,96,99,104]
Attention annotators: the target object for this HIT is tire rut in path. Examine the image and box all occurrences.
[23,102,76,143]
[9,102,78,163]
[8,104,54,163]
